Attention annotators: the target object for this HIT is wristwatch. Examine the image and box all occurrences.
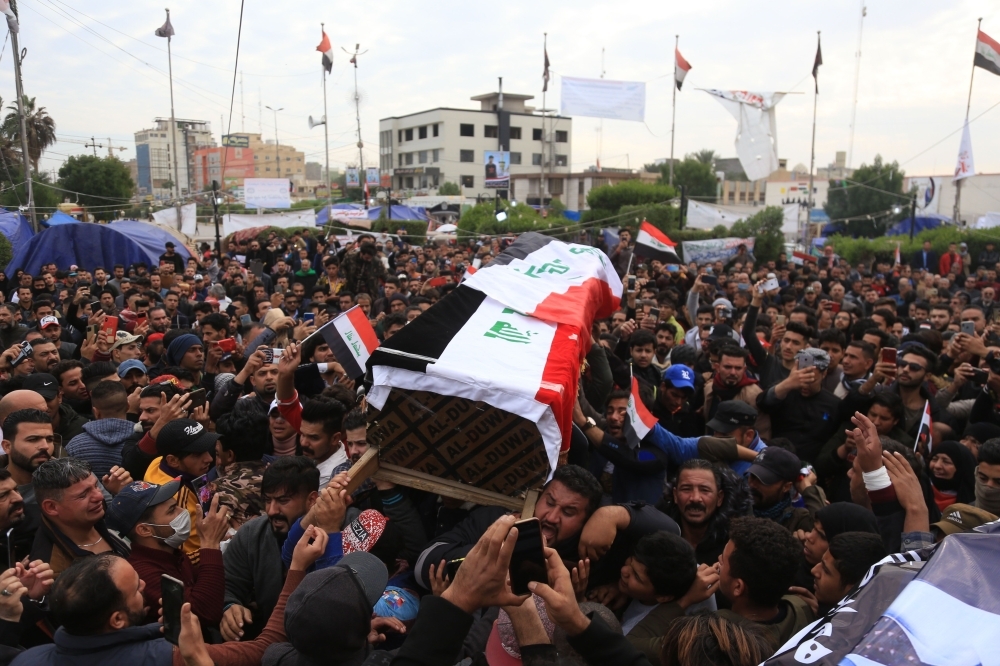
[584,417,597,430]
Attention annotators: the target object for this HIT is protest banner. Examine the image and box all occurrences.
[680,237,756,265]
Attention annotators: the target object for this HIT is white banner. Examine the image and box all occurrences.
[704,90,785,181]
[560,76,646,122]
[686,200,800,235]
[222,211,315,237]
[909,177,941,215]
[328,208,373,229]
[151,202,197,237]
[244,178,291,209]
[954,122,975,182]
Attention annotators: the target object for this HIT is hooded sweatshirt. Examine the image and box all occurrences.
[65,418,140,479]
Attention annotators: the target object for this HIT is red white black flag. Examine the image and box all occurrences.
[317,305,379,379]
[675,48,692,90]
[316,30,334,73]
[634,220,681,264]
[914,400,933,454]
[975,29,1000,77]
[624,376,658,449]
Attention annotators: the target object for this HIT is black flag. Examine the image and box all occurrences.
[812,33,823,93]
[543,47,550,93]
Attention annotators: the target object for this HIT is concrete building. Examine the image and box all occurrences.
[134,118,214,200]
[510,167,656,211]
[242,133,305,181]
[379,91,572,200]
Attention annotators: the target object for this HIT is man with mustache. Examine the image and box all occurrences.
[1,407,55,506]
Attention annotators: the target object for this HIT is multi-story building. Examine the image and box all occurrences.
[242,133,305,181]
[379,91,572,200]
[134,118,214,200]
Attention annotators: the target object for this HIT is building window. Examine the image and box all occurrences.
[398,130,403,143]
[549,178,564,195]
[460,124,474,137]
[460,149,474,163]
[433,124,440,137]
[418,126,427,139]
[405,128,413,141]
[418,151,428,164]
[484,125,498,138]
[532,153,542,166]
[254,155,259,160]
[265,167,271,172]
[555,130,568,143]
[533,128,543,141]
[432,149,439,162]
[578,180,585,195]
[405,176,414,188]
[555,154,568,166]
[510,127,522,140]
[405,153,414,165]
[510,152,522,165]
[461,175,474,188]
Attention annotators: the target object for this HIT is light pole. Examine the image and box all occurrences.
[265,105,283,178]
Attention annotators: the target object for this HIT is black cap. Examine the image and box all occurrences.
[748,447,801,485]
[706,400,757,434]
[165,241,175,248]
[24,373,59,400]
[155,419,220,457]
[708,324,740,344]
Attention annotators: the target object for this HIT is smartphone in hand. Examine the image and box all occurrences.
[161,575,184,646]
[880,347,897,365]
[508,518,547,595]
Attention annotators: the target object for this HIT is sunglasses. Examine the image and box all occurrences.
[896,360,927,372]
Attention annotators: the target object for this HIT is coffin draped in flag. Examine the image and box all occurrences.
[366,233,621,497]
[634,220,681,264]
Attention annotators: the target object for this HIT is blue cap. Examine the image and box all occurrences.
[662,364,695,391]
[106,479,181,534]
[117,359,148,378]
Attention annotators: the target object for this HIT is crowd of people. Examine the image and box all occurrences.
[0,224,992,666]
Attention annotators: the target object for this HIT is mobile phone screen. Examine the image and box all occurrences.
[303,313,315,324]
[6,528,13,569]
[161,575,184,645]
[508,518,546,595]
[881,348,897,365]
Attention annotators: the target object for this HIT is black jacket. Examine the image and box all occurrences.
[757,387,842,463]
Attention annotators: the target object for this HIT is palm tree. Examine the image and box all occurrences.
[3,96,55,175]
[0,95,23,183]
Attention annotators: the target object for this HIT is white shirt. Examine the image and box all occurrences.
[621,600,658,635]
[316,446,349,488]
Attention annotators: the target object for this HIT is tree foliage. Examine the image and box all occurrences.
[458,201,565,236]
[3,96,56,175]
[437,181,461,195]
[823,155,907,237]
[667,158,717,201]
[729,206,785,263]
[57,155,134,221]
[586,180,676,214]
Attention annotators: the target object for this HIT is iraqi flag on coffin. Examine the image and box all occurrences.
[634,220,681,264]
[365,233,621,497]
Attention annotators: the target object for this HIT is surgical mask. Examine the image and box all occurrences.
[975,474,1000,515]
[144,510,192,549]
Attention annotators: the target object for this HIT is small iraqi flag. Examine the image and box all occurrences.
[914,400,933,454]
[317,30,334,73]
[634,220,681,264]
[975,29,1000,77]
[318,305,380,379]
[674,47,691,90]
[624,375,658,449]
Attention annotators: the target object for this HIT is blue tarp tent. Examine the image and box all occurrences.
[6,221,191,275]
[886,213,951,237]
[41,211,80,227]
[315,204,428,226]
[0,210,34,258]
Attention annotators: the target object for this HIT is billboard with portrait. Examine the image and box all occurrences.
[366,167,379,186]
[346,168,360,188]
[484,151,510,189]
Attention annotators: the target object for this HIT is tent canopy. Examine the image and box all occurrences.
[315,204,428,226]
[0,210,34,258]
[6,221,191,275]
[886,213,951,237]
[42,211,80,227]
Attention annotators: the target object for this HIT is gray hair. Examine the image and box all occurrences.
[209,284,226,299]
[33,457,93,503]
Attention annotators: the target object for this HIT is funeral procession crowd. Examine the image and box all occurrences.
[0,224,993,666]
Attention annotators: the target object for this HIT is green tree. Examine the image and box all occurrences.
[0,166,60,211]
[586,180,676,213]
[3,96,56,175]
[729,206,785,263]
[58,155,134,220]
[437,181,461,195]
[665,157,717,202]
[691,149,718,166]
[824,155,907,237]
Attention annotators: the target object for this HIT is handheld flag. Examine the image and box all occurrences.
[975,29,1000,77]
[674,48,691,90]
[155,13,175,38]
[317,30,334,73]
[543,46,551,93]
[634,220,681,264]
[894,243,901,267]
[914,400,933,454]
[317,305,379,379]
[624,376,658,449]
[954,122,975,181]
[812,33,823,93]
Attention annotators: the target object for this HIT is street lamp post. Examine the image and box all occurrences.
[265,105,283,178]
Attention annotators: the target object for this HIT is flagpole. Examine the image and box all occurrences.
[540,32,547,207]
[954,17,982,227]
[807,31,820,247]
[163,8,182,206]
[321,23,332,220]
[669,35,678,187]
[7,2,37,232]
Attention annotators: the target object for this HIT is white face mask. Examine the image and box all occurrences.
[143,510,192,549]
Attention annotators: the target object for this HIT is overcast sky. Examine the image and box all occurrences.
[4,0,1000,185]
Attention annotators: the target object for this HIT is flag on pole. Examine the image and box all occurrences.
[954,122,975,181]
[634,220,681,264]
[624,375,658,449]
[974,29,1000,77]
[317,305,380,379]
[914,400,933,454]
[155,14,175,38]
[674,48,692,90]
[894,242,901,267]
[812,34,823,92]
[316,30,334,73]
[543,46,551,93]
[0,0,18,33]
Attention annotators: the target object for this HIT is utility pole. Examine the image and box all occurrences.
[343,43,368,176]
[161,8,181,204]
[954,17,982,227]
[807,31,820,245]
[239,70,245,132]
[8,0,37,231]
[211,179,222,254]
[669,35,678,186]
[85,136,103,157]
[321,24,332,218]
[265,106,283,178]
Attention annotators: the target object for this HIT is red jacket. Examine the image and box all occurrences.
[939,251,963,276]
[129,543,225,625]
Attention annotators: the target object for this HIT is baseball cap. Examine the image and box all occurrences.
[111,331,142,350]
[194,274,204,281]
[341,509,389,554]
[38,316,59,329]
[795,347,831,371]
[662,364,695,391]
[748,447,802,485]
[155,419,220,457]
[105,479,180,535]
[146,332,165,345]
[117,359,148,379]
[708,324,741,344]
[165,241,175,248]
[932,503,998,536]
[706,400,757,434]
[804,286,816,294]
[24,373,59,401]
